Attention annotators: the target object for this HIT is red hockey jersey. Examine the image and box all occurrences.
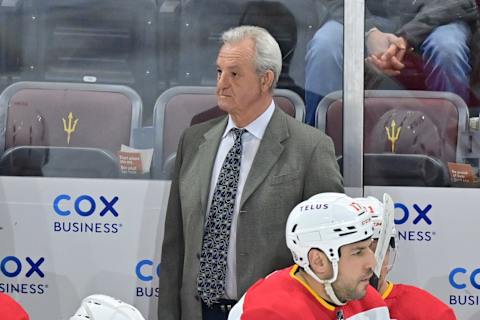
[0,293,29,320]
[228,265,390,319]
[383,282,456,320]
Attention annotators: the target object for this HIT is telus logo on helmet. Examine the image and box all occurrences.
[299,203,328,211]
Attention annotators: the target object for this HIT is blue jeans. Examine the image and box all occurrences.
[305,20,472,126]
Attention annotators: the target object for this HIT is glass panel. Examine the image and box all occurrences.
[0,0,343,180]
[362,0,480,188]
[305,0,344,177]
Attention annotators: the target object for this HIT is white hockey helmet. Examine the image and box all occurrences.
[355,196,396,244]
[70,294,145,320]
[286,194,373,305]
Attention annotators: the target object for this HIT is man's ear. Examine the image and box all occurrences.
[261,70,274,92]
[308,249,332,278]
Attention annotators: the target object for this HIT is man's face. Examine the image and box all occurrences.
[332,238,375,301]
[216,38,266,116]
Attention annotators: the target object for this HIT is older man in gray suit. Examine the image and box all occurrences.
[158,25,343,320]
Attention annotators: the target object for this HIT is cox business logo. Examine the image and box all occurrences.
[135,260,160,298]
[448,267,480,306]
[0,256,48,295]
[53,194,123,234]
[394,202,435,242]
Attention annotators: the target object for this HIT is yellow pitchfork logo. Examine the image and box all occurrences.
[385,120,401,153]
[62,112,79,144]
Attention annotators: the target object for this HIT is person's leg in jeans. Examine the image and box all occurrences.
[421,21,472,103]
[305,20,344,126]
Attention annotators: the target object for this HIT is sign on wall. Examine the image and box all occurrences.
[2,180,478,319]
[0,176,170,319]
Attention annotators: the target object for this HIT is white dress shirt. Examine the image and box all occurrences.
[205,100,275,299]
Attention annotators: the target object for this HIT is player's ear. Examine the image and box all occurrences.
[308,249,332,278]
[260,70,274,92]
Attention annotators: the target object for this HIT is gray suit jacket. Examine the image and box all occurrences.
[158,107,343,320]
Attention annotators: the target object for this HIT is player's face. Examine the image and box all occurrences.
[216,39,265,117]
[333,238,375,301]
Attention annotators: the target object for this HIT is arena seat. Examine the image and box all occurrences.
[0,81,142,177]
[337,153,450,187]
[0,146,120,178]
[316,90,470,186]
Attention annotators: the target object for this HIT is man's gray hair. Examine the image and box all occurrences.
[222,25,282,91]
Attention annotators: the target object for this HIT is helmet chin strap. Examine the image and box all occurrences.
[324,282,345,306]
[304,261,346,306]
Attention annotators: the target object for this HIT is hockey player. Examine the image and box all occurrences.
[356,196,456,319]
[228,193,390,319]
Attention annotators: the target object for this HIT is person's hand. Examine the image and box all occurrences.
[381,36,407,65]
[366,54,404,76]
[366,29,407,59]
[366,30,408,76]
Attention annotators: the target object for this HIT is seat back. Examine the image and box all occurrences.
[152,85,304,178]
[0,81,142,155]
[337,153,450,187]
[0,146,120,178]
[316,90,469,165]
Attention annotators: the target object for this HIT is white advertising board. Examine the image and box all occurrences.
[0,176,170,319]
[2,179,478,319]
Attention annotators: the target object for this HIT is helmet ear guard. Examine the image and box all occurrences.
[286,193,374,305]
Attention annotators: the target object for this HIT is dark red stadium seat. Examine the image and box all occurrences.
[0,81,142,177]
[316,90,470,186]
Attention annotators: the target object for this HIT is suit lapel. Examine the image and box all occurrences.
[240,108,289,208]
[196,117,228,212]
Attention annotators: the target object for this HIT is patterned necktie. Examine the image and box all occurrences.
[197,127,247,306]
